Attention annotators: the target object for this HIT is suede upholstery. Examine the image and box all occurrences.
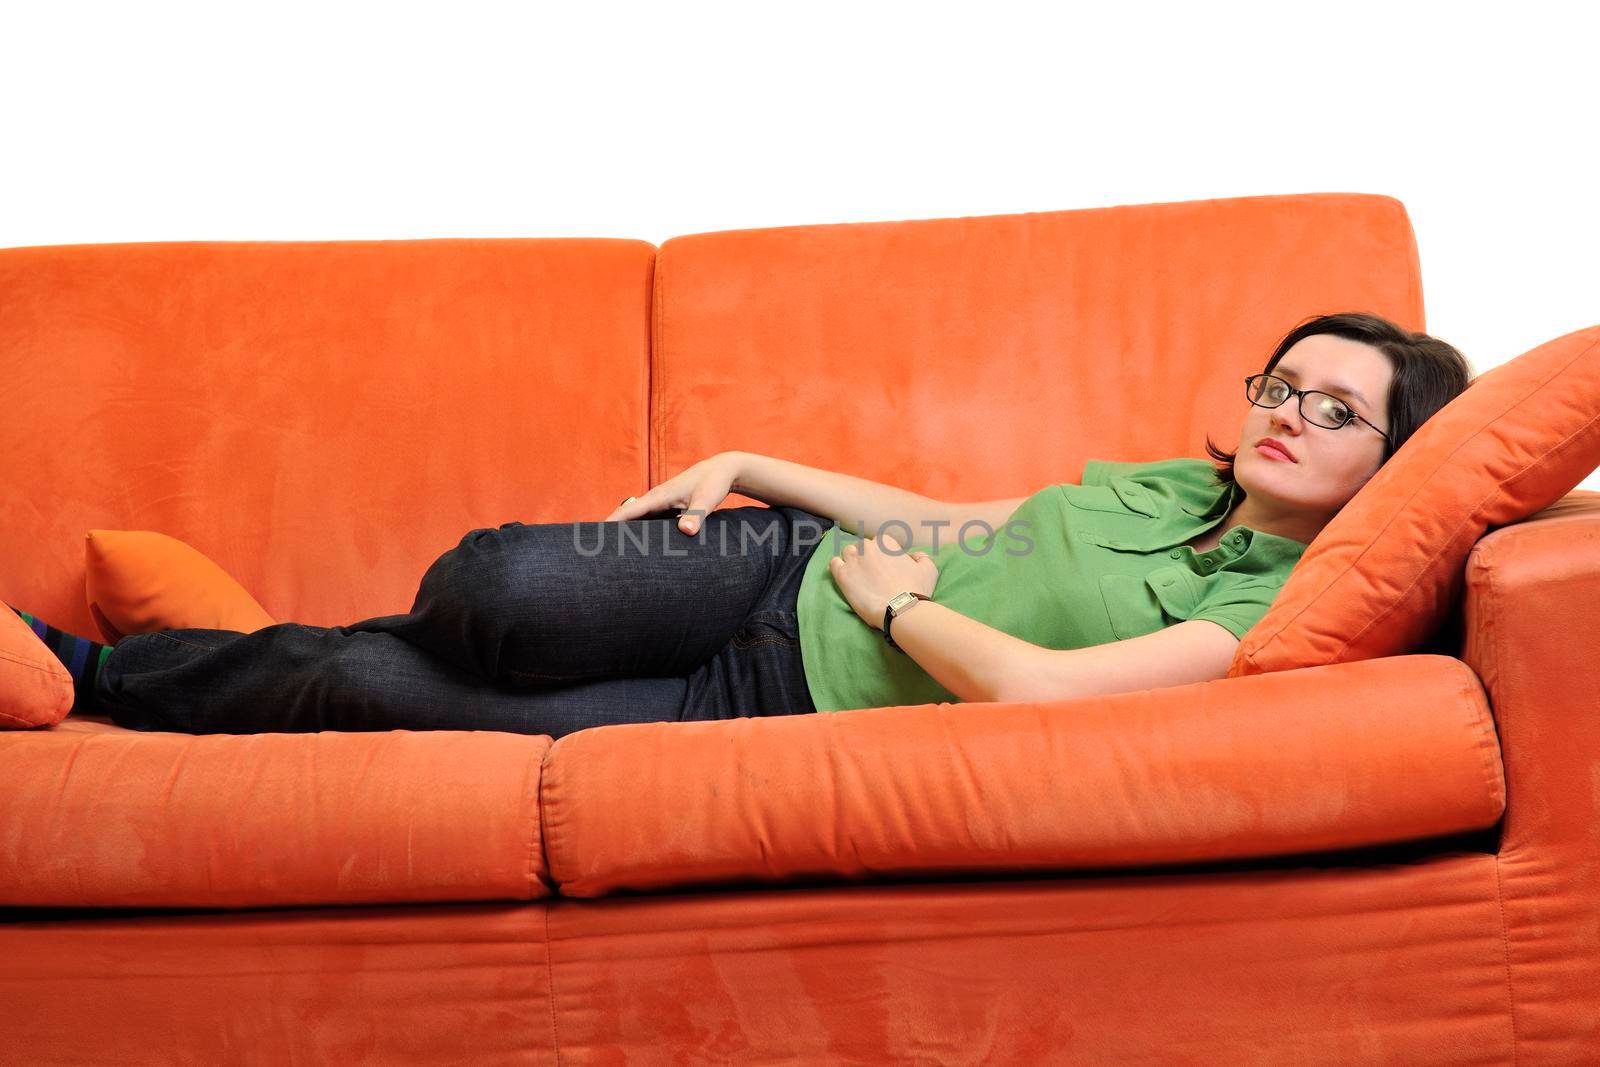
[2,196,1596,1064]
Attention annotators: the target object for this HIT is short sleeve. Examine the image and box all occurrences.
[1187,576,1284,641]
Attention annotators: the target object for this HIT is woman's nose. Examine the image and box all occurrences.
[1271,396,1305,432]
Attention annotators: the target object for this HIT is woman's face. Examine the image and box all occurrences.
[1239,333,1395,517]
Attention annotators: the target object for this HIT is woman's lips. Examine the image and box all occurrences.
[1256,442,1295,462]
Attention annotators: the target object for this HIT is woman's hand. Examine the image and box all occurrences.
[603,452,745,535]
[828,529,939,631]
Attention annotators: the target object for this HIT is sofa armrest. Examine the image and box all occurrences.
[1461,491,1600,860]
[1458,490,1600,1048]
[0,725,554,909]
[541,654,1504,897]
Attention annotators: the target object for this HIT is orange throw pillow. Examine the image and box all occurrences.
[0,606,74,729]
[84,530,279,643]
[1232,323,1600,676]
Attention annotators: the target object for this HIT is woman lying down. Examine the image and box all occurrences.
[16,311,1471,741]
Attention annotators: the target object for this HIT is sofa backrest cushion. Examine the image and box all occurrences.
[0,238,655,631]
[651,193,1424,507]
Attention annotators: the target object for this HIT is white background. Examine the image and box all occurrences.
[4,2,1596,490]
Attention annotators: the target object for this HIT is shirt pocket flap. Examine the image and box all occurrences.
[1143,566,1199,619]
[1066,481,1160,517]
[1098,567,1199,640]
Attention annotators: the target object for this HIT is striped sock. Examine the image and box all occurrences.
[7,605,114,715]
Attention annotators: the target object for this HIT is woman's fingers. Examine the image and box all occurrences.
[606,488,697,523]
[603,497,638,522]
[678,499,711,533]
[607,458,732,524]
[606,493,655,522]
[678,484,733,534]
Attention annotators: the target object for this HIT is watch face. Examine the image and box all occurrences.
[888,591,916,614]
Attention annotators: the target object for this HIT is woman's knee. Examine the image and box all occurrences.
[413,527,512,616]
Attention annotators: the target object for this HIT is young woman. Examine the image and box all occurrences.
[16,312,1471,740]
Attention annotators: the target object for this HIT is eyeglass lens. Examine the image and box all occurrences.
[1246,375,1352,429]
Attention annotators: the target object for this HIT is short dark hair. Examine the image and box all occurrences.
[1205,311,1475,487]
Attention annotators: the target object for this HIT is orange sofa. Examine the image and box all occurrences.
[2,193,1596,1064]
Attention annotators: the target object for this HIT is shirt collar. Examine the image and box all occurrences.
[1175,478,1309,558]
[1179,473,1244,518]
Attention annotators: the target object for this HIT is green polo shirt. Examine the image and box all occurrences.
[793,456,1310,713]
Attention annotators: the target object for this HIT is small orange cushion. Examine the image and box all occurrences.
[1232,323,1600,676]
[0,606,74,729]
[83,530,279,643]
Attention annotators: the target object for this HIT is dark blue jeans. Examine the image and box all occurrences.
[98,506,833,740]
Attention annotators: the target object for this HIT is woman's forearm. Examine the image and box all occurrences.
[732,451,954,543]
[868,600,1041,704]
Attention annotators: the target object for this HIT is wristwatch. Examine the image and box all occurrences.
[882,591,933,651]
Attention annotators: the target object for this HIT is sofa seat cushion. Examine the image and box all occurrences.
[540,654,1503,897]
[0,719,554,909]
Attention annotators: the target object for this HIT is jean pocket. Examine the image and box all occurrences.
[729,612,802,650]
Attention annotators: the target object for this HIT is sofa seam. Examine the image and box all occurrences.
[1480,540,1519,1065]
[1394,196,1425,332]
[538,739,561,890]
[0,645,67,673]
[531,742,550,902]
[535,737,563,1062]
[544,890,563,1064]
[0,705,51,728]
[1459,666,1506,823]
[649,239,665,492]
[1493,852,1519,1067]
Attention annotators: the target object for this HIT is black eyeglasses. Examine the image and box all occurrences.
[1243,374,1393,449]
